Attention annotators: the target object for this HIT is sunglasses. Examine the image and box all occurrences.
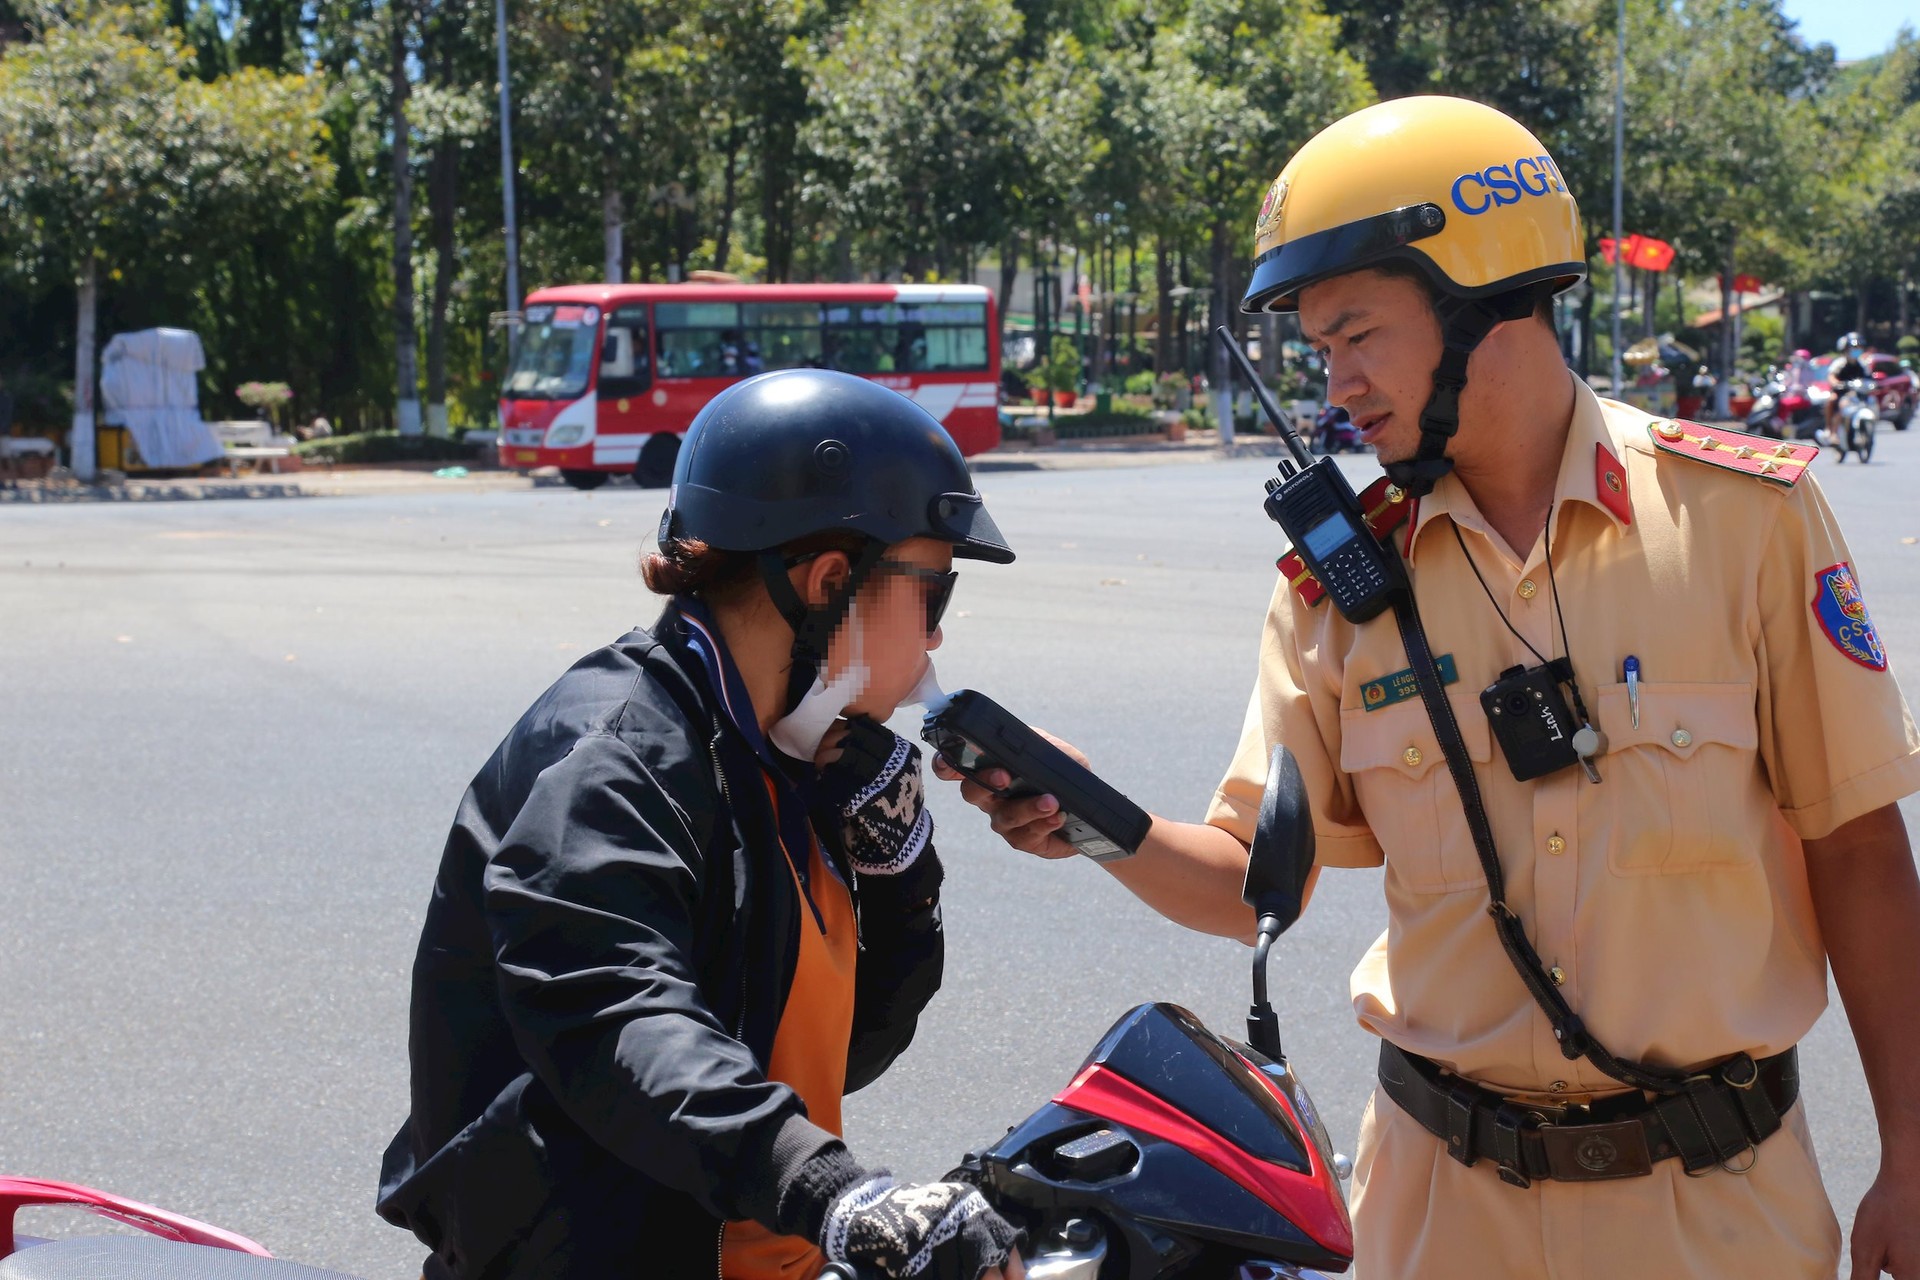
[875,560,958,634]
[783,551,958,634]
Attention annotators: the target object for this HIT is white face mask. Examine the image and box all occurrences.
[767,603,951,761]
[769,600,871,761]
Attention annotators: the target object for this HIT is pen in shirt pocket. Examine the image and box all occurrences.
[1624,655,1641,729]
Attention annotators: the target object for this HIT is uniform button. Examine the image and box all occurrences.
[1549,1080,1568,1093]
[1671,728,1693,748]
[1517,578,1539,599]
[1549,965,1566,986]
[1403,746,1423,768]
[1546,834,1567,855]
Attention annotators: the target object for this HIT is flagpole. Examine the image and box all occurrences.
[1611,0,1626,397]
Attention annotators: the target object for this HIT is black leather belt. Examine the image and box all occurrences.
[1378,1040,1799,1189]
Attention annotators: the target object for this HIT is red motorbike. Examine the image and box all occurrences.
[3,750,1350,1280]
[1744,369,1823,441]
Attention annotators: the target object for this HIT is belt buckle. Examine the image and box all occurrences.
[1539,1118,1654,1182]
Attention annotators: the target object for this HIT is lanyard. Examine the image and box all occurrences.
[1384,557,1693,1097]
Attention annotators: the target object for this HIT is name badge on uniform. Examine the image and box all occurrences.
[1360,654,1459,711]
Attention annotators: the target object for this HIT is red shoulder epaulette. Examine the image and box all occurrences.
[1647,419,1816,487]
[1275,476,1417,608]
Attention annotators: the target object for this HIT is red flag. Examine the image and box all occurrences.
[1600,235,1676,271]
[1627,236,1676,272]
[1732,273,1762,293]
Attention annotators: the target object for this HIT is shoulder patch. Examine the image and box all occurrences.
[1276,476,1417,608]
[1811,562,1887,671]
[1646,418,1815,487]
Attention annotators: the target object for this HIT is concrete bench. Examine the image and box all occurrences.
[222,444,295,476]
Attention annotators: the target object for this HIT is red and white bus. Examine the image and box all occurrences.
[498,281,1002,489]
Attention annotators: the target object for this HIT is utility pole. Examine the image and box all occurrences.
[495,0,522,335]
[1610,0,1626,398]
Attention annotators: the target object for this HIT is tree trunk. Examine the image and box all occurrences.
[1208,220,1234,445]
[602,179,623,284]
[1856,278,1869,335]
[1714,234,1735,418]
[1898,276,1911,334]
[714,128,741,274]
[1154,243,1173,378]
[425,77,457,438]
[1578,279,1595,378]
[390,4,422,436]
[760,121,794,282]
[997,235,1019,325]
[71,255,99,480]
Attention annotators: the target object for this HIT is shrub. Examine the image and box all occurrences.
[291,431,480,465]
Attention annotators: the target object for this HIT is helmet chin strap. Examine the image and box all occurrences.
[1383,284,1554,500]
[758,541,890,715]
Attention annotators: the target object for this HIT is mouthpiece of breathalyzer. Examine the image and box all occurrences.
[907,663,949,715]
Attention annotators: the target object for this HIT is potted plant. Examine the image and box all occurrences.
[235,381,295,433]
[1045,337,1080,408]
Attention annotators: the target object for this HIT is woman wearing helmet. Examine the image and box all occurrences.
[377,369,1024,1280]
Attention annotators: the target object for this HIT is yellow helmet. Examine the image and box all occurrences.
[1243,96,1585,315]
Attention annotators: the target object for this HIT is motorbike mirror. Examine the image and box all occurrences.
[1242,745,1314,934]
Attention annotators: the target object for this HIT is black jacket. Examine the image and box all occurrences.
[376,604,945,1278]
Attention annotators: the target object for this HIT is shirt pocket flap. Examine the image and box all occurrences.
[1595,681,1758,760]
[1341,690,1492,780]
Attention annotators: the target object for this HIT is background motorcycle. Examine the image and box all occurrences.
[1816,377,1878,463]
[1310,406,1361,454]
[1744,369,1822,440]
[1,750,1348,1280]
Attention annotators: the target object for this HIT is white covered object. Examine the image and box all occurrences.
[99,328,225,468]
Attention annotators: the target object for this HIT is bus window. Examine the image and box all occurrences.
[656,302,749,378]
[599,305,651,399]
[505,304,601,399]
[742,302,824,371]
[919,323,988,372]
[821,302,988,374]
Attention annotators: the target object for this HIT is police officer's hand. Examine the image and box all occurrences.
[1849,1160,1920,1279]
[928,729,1087,861]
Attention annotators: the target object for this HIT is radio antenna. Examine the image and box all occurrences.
[1213,326,1315,470]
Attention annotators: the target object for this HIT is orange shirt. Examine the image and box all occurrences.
[721,779,859,1280]
[1207,375,1920,1094]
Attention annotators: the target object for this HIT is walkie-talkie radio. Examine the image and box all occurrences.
[1214,327,1408,623]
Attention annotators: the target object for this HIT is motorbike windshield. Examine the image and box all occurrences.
[506,305,601,399]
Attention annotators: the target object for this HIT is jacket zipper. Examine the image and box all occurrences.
[711,725,753,1280]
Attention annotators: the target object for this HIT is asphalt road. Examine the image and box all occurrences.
[3,427,1918,1277]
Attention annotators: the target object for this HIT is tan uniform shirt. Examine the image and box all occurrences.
[1207,377,1920,1276]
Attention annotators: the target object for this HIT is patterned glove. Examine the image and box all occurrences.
[821,1173,1021,1280]
[817,716,933,877]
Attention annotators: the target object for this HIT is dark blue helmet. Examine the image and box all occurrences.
[660,368,1012,564]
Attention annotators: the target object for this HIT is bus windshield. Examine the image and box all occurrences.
[506,304,601,399]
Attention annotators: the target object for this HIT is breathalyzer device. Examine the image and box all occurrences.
[923,690,1151,864]
[1214,327,1409,623]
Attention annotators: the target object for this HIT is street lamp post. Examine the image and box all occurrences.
[495,0,521,335]
[1611,0,1626,398]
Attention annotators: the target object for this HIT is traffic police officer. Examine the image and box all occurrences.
[940,97,1920,1278]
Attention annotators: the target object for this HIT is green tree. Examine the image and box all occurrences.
[1149,0,1370,431]
[0,3,331,476]
[798,0,1037,279]
[1795,37,1920,338]
[1615,0,1824,403]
